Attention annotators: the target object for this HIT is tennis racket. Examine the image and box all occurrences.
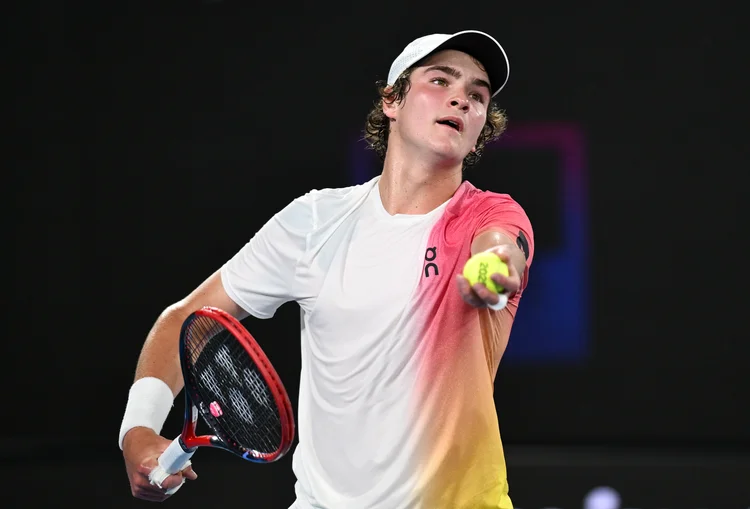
[148,306,295,494]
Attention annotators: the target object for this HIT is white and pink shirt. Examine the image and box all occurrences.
[221,176,534,509]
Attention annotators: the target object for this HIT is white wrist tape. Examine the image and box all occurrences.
[118,377,175,450]
[487,293,509,311]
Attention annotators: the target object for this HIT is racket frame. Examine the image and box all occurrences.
[178,306,295,463]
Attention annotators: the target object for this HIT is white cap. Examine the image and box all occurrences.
[387,30,510,97]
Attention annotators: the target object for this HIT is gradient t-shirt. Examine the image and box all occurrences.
[221,176,534,509]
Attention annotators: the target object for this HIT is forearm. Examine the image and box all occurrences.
[134,304,193,397]
[120,304,192,448]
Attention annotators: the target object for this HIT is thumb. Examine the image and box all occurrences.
[182,465,198,481]
[138,459,198,482]
[138,462,188,490]
[159,472,188,491]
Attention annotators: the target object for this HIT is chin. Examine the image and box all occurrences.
[428,144,468,166]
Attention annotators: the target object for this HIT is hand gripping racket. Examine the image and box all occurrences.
[148,306,295,494]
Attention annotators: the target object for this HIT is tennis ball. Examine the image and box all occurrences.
[462,252,509,294]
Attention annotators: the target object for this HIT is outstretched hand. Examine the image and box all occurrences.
[456,245,521,310]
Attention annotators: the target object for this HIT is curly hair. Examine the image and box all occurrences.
[363,65,508,169]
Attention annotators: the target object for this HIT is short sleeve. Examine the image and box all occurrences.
[473,194,535,292]
[220,193,313,319]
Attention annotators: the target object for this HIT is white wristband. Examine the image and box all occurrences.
[118,377,175,450]
[487,293,509,311]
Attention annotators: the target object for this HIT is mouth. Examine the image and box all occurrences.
[436,117,463,133]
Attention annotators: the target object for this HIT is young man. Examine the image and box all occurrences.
[119,30,534,508]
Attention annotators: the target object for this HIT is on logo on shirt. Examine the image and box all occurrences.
[424,247,438,278]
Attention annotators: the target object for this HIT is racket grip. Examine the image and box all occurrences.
[148,436,195,495]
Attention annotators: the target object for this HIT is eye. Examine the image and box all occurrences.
[470,92,485,104]
[430,77,448,86]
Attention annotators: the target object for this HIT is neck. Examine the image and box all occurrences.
[378,141,463,216]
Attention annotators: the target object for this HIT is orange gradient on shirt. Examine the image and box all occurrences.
[409,213,515,509]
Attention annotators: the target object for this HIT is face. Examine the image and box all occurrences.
[383,49,491,164]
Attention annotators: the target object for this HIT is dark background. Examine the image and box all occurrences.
[7,1,749,507]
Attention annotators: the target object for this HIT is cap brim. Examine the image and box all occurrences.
[429,30,510,97]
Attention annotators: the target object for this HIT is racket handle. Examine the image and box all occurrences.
[148,436,196,495]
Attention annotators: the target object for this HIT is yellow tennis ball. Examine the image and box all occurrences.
[462,252,509,294]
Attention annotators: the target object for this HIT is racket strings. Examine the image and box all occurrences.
[185,316,283,454]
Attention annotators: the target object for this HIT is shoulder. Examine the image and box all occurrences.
[280,177,378,229]
[305,180,374,202]
[450,180,529,218]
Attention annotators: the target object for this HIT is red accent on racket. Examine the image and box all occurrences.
[148,306,294,492]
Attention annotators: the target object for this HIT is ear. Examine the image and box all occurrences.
[381,86,399,120]
[470,145,477,152]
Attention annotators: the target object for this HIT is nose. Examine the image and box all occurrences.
[450,96,470,111]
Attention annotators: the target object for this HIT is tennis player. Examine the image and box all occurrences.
[119,29,534,508]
